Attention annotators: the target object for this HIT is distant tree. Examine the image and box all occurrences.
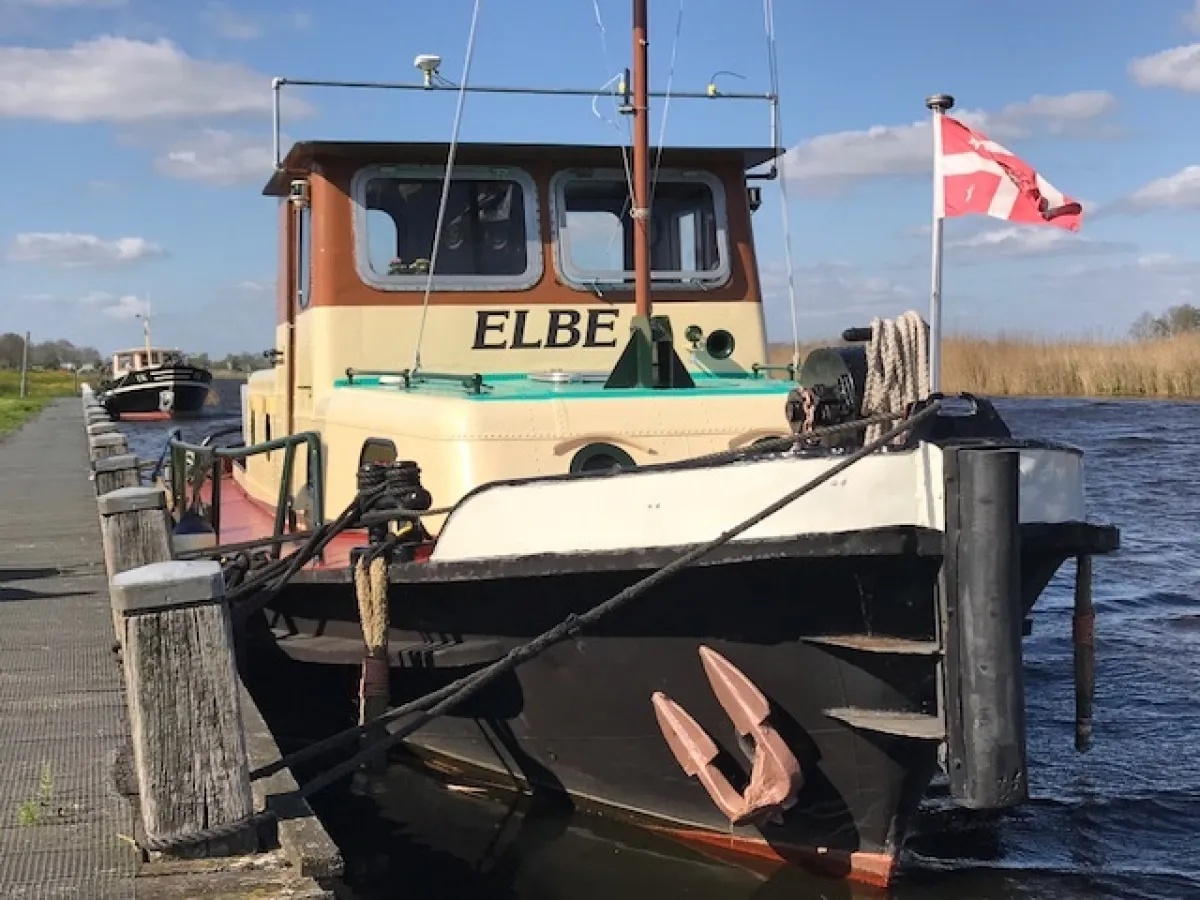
[0,333,24,368]
[189,352,212,369]
[1131,304,1200,340]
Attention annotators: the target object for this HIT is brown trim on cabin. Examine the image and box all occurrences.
[281,146,766,317]
[264,141,781,196]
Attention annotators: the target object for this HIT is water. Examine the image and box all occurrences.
[133,388,1200,899]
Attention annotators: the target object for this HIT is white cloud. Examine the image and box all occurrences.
[78,290,114,305]
[1122,165,1200,210]
[290,11,312,29]
[152,128,274,185]
[1129,43,1200,93]
[760,260,922,339]
[0,36,312,123]
[1183,1,1200,33]
[236,279,274,292]
[87,178,121,193]
[7,232,166,267]
[102,294,150,319]
[1047,254,1200,325]
[201,2,260,40]
[945,226,1131,260]
[782,90,1118,191]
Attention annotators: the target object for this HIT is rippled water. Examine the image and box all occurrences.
[129,386,1200,900]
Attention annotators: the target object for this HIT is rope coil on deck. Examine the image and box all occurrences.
[862,312,930,445]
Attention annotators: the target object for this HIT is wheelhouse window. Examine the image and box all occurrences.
[552,168,730,291]
[352,165,542,291]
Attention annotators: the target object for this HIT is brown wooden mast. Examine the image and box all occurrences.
[604,0,692,389]
[631,0,651,319]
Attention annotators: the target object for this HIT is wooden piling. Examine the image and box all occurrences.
[98,485,173,643]
[87,421,120,437]
[93,453,141,496]
[110,560,257,858]
[90,432,129,460]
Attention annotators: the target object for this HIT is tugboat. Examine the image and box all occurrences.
[160,2,1119,888]
[96,315,212,420]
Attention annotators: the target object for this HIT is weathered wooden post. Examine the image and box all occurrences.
[110,560,257,857]
[98,485,173,642]
[86,421,120,437]
[89,432,128,461]
[93,453,141,496]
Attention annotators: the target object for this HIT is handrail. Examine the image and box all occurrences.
[165,429,325,559]
[343,367,486,394]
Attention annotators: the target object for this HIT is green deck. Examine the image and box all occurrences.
[334,371,796,402]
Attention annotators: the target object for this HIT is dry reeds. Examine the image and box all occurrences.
[768,333,1200,399]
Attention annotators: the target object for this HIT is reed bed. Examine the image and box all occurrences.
[768,333,1200,399]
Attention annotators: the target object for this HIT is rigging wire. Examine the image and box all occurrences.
[650,0,685,201]
[590,0,638,273]
[762,0,801,369]
[411,0,484,374]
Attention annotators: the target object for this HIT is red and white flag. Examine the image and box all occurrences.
[937,115,1083,232]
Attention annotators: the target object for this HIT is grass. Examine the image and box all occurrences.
[0,369,79,435]
[769,333,1200,399]
[16,762,53,826]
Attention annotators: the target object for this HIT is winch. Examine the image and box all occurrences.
[784,327,869,446]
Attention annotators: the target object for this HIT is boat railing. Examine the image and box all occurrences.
[162,429,325,558]
[343,367,487,394]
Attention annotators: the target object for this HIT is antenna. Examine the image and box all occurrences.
[413,54,442,87]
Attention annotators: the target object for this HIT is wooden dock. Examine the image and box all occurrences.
[0,398,341,899]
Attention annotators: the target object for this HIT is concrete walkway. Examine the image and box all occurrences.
[0,399,138,899]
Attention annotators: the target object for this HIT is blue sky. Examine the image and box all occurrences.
[1,0,1199,356]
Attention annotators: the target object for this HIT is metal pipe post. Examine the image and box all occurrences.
[926,94,954,393]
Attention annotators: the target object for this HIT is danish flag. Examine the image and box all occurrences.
[937,115,1083,231]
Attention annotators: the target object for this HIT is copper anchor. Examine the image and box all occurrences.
[651,645,804,827]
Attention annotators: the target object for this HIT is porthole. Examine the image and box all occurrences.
[570,442,636,474]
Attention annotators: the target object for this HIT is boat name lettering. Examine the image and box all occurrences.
[472,309,620,350]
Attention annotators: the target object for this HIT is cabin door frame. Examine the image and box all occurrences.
[285,194,311,435]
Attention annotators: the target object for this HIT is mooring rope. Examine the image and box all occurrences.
[140,401,941,854]
[251,403,942,786]
[862,311,930,445]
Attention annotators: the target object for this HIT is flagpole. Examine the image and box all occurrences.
[926,93,954,394]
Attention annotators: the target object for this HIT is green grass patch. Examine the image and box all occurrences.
[15,762,53,826]
[0,370,80,435]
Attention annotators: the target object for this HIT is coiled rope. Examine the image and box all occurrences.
[862,310,930,444]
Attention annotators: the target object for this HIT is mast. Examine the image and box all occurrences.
[603,0,692,390]
[631,0,651,319]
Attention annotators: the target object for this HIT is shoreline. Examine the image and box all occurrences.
[768,333,1200,400]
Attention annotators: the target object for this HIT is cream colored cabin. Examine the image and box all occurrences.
[239,140,799,525]
[111,348,176,376]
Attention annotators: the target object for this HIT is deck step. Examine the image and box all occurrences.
[803,634,941,656]
[823,707,945,740]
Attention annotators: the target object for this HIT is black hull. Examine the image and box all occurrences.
[98,366,212,418]
[249,521,1116,885]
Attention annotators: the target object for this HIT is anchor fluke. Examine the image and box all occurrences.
[651,646,804,827]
